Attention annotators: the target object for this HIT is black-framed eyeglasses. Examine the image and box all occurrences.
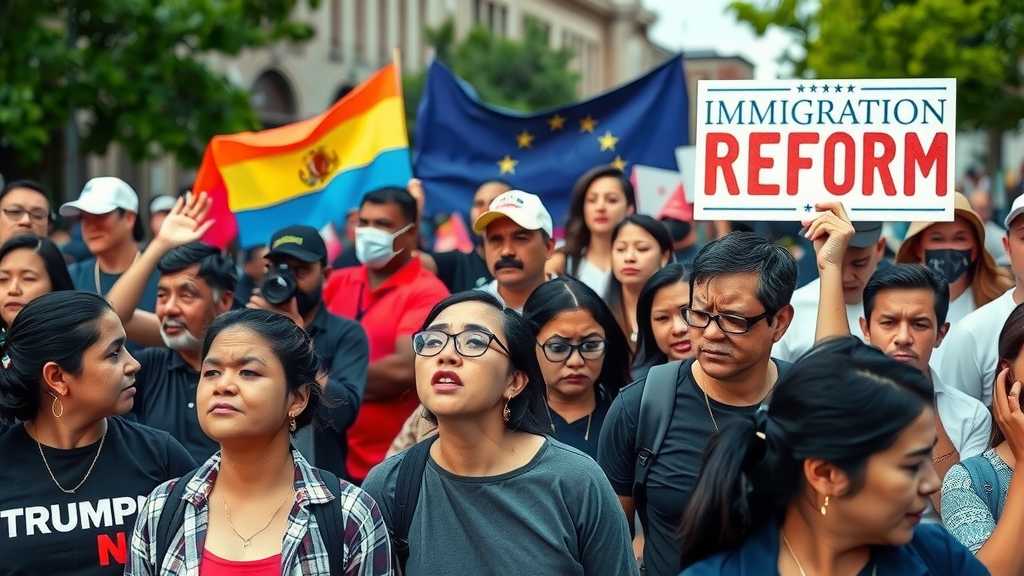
[681,307,772,335]
[1,207,49,223]
[537,338,607,363]
[412,329,511,358]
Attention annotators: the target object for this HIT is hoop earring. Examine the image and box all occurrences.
[51,395,64,419]
[502,398,512,423]
[820,495,830,517]
[289,416,297,432]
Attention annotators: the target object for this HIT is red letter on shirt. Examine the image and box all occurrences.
[704,132,740,195]
[904,132,948,197]
[97,532,127,567]
[824,132,855,196]
[748,132,781,195]
[862,132,897,196]
[786,132,818,195]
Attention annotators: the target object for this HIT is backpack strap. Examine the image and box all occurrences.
[155,468,199,571]
[312,469,345,576]
[392,435,437,572]
[632,361,681,533]
[962,454,1003,520]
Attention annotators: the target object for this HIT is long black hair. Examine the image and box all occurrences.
[0,235,75,295]
[994,302,1024,447]
[202,308,322,429]
[562,165,636,276]
[606,214,674,338]
[0,291,112,422]
[632,263,689,374]
[522,276,631,399]
[419,291,550,435]
[678,337,933,567]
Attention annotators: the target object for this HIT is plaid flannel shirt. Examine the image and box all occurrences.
[125,448,392,575]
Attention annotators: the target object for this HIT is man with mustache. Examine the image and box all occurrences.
[473,190,556,312]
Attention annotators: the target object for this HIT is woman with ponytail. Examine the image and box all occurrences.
[680,337,987,575]
[0,291,194,575]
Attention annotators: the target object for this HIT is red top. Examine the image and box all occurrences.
[324,257,449,480]
[200,549,281,576]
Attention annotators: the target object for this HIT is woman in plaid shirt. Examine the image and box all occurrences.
[127,309,391,575]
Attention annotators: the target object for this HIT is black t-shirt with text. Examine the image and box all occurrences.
[597,359,790,576]
[0,417,194,575]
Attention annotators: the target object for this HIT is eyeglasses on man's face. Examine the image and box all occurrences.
[413,329,510,358]
[1,206,49,223]
[537,338,606,363]
[681,306,772,335]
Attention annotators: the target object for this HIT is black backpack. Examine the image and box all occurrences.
[155,467,346,574]
[389,436,437,575]
[631,360,682,533]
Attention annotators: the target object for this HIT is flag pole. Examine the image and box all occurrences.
[392,47,416,188]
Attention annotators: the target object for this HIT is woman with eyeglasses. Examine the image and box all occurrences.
[523,277,631,459]
[363,291,638,575]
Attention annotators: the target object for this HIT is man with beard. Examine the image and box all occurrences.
[247,225,370,479]
[473,190,556,312]
[106,200,368,477]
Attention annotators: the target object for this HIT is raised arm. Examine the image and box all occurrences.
[108,193,214,345]
[803,202,854,343]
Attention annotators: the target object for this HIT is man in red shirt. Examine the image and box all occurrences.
[324,186,449,481]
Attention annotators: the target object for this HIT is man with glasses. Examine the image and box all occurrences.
[0,179,51,243]
[599,231,800,576]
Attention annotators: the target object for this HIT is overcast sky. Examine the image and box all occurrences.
[643,0,796,79]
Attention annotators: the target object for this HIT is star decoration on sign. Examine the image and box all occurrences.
[822,84,830,93]
[548,114,566,131]
[598,131,619,151]
[579,115,598,133]
[516,130,534,149]
[796,84,805,93]
[847,84,855,93]
[834,83,843,93]
[611,155,627,171]
[804,204,813,212]
[497,155,518,175]
[810,84,818,93]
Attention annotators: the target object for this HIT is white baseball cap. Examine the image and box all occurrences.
[1007,194,1024,229]
[149,195,177,215]
[473,190,553,237]
[60,177,139,218]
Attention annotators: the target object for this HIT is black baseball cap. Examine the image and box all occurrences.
[266,225,326,263]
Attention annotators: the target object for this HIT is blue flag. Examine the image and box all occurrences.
[413,55,689,229]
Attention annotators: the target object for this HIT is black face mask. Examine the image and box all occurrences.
[295,286,322,317]
[925,248,974,285]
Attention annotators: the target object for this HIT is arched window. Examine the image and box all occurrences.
[251,70,297,128]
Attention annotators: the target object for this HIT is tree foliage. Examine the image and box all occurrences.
[729,0,1024,134]
[0,0,318,168]
[404,18,580,135]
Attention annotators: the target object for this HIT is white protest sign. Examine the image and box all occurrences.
[632,164,683,216]
[694,78,956,222]
[674,146,695,202]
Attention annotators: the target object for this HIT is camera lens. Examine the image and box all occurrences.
[260,264,297,305]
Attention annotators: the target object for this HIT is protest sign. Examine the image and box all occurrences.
[693,78,955,222]
[633,164,684,217]
[675,146,695,203]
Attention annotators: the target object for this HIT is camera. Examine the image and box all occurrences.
[260,263,297,305]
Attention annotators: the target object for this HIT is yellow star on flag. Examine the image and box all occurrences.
[579,115,598,133]
[547,114,566,131]
[498,155,518,175]
[516,130,534,149]
[598,131,619,151]
[611,155,627,171]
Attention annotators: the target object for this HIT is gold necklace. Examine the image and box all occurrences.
[94,251,140,293]
[35,420,108,494]
[223,495,290,554]
[781,532,877,576]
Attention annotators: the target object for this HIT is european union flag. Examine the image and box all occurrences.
[413,55,689,227]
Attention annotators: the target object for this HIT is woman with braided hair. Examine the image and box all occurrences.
[679,337,987,576]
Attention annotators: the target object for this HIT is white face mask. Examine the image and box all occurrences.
[355,223,413,269]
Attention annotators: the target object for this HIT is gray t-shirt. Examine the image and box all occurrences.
[362,437,638,576]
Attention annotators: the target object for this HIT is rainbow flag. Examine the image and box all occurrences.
[195,63,411,248]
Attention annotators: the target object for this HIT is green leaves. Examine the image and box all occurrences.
[0,0,314,167]
[728,0,1024,131]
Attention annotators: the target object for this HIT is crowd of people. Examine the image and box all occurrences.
[0,167,1022,575]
